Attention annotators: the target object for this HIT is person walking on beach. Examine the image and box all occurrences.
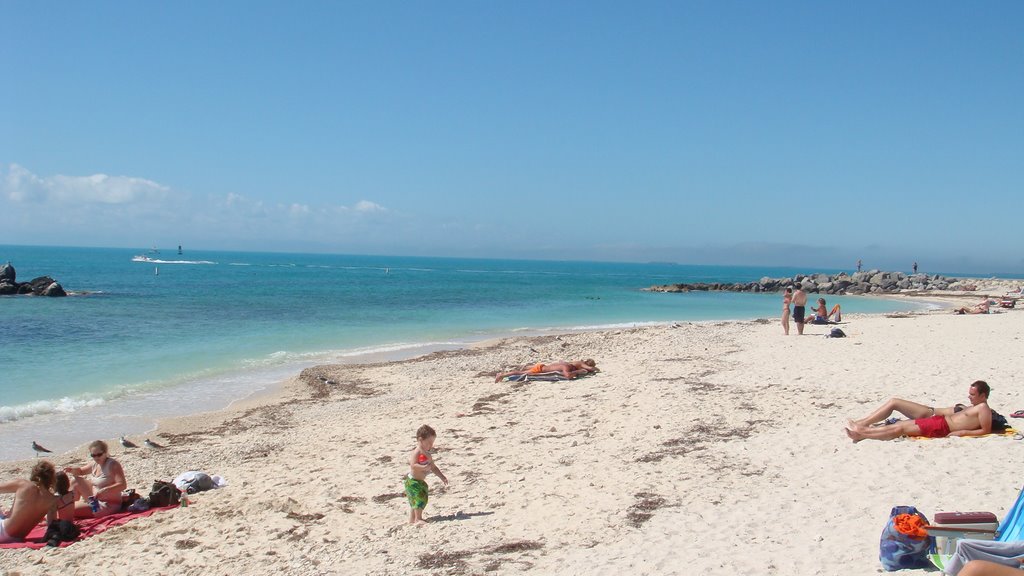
[0,461,58,543]
[845,381,993,442]
[405,425,448,525]
[781,287,792,335]
[791,283,808,335]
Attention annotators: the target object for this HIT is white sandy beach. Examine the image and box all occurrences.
[1,290,1021,575]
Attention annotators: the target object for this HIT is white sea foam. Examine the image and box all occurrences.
[0,395,108,423]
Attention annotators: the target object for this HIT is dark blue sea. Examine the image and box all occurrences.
[0,245,932,460]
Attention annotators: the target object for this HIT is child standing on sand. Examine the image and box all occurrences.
[404,424,448,525]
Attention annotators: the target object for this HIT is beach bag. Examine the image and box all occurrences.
[42,519,80,546]
[149,480,182,507]
[991,410,1009,432]
[827,328,846,338]
[879,506,934,571]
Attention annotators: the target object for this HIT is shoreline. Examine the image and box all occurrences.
[1,293,1021,574]
[0,291,944,463]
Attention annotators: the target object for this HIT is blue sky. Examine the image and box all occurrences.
[2,2,1022,273]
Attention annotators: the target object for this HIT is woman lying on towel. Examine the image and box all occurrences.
[494,359,598,382]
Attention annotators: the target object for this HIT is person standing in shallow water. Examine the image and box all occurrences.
[781,287,792,335]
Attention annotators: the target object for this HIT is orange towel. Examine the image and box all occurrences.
[893,514,929,539]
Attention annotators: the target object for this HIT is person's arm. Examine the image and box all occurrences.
[46,501,57,525]
[0,479,20,494]
[429,461,448,486]
[63,464,89,477]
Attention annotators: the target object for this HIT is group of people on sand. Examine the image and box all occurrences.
[0,440,126,544]
[781,283,841,335]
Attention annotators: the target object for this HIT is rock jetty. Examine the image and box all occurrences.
[645,270,973,296]
[0,262,68,297]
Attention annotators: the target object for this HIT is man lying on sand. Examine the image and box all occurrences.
[494,359,598,382]
[845,380,993,442]
[955,300,990,314]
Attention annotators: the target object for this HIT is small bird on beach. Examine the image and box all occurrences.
[120,436,138,449]
[144,438,165,449]
[31,441,52,456]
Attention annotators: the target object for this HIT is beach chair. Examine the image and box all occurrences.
[928,486,1024,572]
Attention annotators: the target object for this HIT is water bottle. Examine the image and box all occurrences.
[88,496,99,514]
[179,492,188,508]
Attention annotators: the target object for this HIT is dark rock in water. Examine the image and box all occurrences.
[0,266,69,297]
[41,282,66,297]
[644,269,972,297]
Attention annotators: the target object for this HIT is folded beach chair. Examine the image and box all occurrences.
[928,486,1024,573]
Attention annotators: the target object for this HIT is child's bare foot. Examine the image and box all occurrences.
[414,519,428,526]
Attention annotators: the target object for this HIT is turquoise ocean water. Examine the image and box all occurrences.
[1,245,934,461]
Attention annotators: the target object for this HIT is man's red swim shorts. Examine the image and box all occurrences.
[914,414,951,438]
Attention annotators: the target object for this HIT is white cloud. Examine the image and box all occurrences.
[353,200,385,213]
[2,163,171,205]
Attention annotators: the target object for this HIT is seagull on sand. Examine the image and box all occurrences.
[144,438,165,449]
[120,436,138,449]
[31,441,53,456]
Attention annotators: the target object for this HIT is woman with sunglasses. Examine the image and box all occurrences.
[63,440,126,518]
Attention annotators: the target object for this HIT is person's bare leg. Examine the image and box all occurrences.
[829,304,841,322]
[853,398,933,427]
[796,320,804,335]
[782,313,789,335]
[960,560,1024,576]
[845,420,920,442]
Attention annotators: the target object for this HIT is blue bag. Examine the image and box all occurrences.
[879,505,935,571]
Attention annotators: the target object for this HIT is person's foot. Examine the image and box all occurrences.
[845,426,864,443]
[414,519,428,526]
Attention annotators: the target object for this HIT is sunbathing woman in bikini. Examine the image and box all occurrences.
[494,359,598,382]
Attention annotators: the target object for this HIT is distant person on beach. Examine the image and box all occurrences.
[494,359,599,382]
[781,287,793,335]
[63,440,126,518]
[955,300,990,315]
[845,380,992,442]
[0,461,58,543]
[857,259,862,272]
[807,298,842,324]
[791,284,808,335]
[913,262,918,274]
[405,424,448,525]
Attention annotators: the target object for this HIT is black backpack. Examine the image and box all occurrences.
[991,410,1009,432]
[42,519,80,547]
[148,480,182,507]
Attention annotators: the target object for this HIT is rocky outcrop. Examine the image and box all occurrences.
[0,263,68,297]
[645,270,973,296]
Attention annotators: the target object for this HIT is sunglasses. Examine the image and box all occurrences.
[90,452,105,458]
